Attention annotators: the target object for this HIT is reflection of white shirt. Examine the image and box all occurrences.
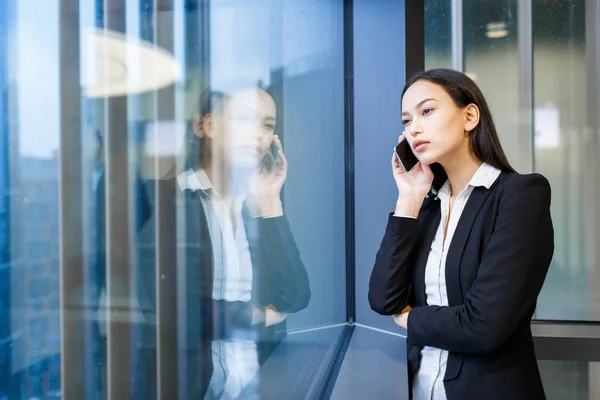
[413,163,501,400]
[177,168,258,399]
[177,169,253,302]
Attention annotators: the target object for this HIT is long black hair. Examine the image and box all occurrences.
[402,68,516,191]
[183,89,226,171]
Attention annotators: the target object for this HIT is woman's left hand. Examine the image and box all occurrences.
[393,310,410,330]
[253,135,286,217]
[257,135,287,197]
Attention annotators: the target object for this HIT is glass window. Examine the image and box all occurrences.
[424,0,452,69]
[425,1,600,398]
[462,0,525,172]
[532,0,592,321]
[0,0,346,398]
[538,360,600,400]
[425,0,600,322]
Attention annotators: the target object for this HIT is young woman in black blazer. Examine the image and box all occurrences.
[369,69,554,400]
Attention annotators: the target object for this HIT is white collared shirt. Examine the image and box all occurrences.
[176,169,253,302]
[412,163,501,400]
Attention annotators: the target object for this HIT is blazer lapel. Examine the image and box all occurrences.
[414,201,441,306]
[445,184,496,306]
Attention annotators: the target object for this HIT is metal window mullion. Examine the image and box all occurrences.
[451,0,463,72]
[154,3,179,398]
[103,1,132,399]
[59,0,85,398]
[405,0,425,80]
[155,179,178,399]
[105,99,132,399]
[532,322,600,361]
[174,0,189,396]
[344,0,355,323]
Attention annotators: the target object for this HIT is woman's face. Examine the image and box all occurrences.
[213,88,277,169]
[401,80,475,167]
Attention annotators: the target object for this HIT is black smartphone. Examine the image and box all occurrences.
[394,139,419,172]
[261,141,281,173]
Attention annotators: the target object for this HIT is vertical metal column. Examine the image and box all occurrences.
[451,0,463,72]
[103,1,132,399]
[59,0,85,398]
[154,1,179,398]
[155,176,178,400]
[405,0,425,80]
[176,2,211,397]
[344,0,355,324]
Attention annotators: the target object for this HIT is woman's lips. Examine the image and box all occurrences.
[413,140,429,152]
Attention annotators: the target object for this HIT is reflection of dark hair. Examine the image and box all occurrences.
[183,90,226,170]
[402,69,516,191]
[184,80,269,171]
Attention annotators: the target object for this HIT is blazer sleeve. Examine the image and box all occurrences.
[368,214,420,315]
[254,215,311,313]
[407,174,554,354]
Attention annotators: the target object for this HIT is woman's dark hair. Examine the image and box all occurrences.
[402,68,516,191]
[183,89,226,171]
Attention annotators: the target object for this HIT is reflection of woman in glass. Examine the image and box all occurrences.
[135,82,310,399]
[369,69,553,400]
[188,84,311,398]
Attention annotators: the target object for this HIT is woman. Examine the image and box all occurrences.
[368,69,554,400]
[134,83,310,399]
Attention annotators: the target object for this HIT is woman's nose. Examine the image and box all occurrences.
[407,121,423,136]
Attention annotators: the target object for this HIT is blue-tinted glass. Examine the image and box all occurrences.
[0,0,346,398]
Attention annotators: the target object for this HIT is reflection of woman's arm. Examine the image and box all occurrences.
[255,196,283,218]
[249,213,311,315]
[253,135,286,218]
[407,175,553,354]
[248,138,311,315]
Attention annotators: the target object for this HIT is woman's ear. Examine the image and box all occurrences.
[193,113,214,139]
[464,104,480,134]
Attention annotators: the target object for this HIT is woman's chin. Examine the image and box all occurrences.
[417,156,435,166]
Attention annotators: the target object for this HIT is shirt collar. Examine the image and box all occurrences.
[176,168,214,192]
[438,162,501,197]
[469,162,502,189]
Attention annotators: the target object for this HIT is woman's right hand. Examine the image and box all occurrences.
[392,134,434,217]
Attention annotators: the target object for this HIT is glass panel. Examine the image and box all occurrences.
[462,0,526,171]
[538,360,600,400]
[0,0,346,398]
[424,0,600,322]
[533,0,598,321]
[424,0,452,69]
[426,0,525,169]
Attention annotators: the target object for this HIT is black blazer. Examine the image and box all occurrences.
[134,178,311,335]
[368,172,554,400]
[136,178,311,397]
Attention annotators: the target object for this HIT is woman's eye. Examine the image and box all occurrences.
[402,119,411,125]
[423,108,433,116]
[263,123,275,131]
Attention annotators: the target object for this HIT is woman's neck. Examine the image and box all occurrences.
[440,150,483,197]
[198,162,230,198]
